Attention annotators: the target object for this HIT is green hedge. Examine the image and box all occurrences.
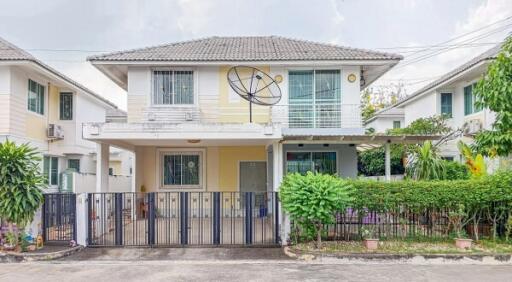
[349,171,512,212]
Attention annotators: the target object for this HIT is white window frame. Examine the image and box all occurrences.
[285,150,338,175]
[150,67,198,107]
[156,148,206,190]
[43,156,59,187]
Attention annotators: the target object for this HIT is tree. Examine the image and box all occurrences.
[458,141,487,179]
[405,141,446,180]
[473,37,512,156]
[0,140,45,244]
[358,145,405,176]
[361,82,407,122]
[279,172,353,248]
[388,115,452,135]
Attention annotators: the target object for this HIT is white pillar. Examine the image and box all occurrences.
[75,193,88,246]
[96,143,110,192]
[272,142,290,245]
[385,142,391,181]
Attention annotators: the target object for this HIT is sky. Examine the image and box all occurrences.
[0,0,511,109]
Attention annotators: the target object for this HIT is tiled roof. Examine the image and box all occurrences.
[88,36,403,62]
[0,36,117,109]
[394,42,503,107]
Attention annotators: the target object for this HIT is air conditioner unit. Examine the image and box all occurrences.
[464,119,482,135]
[47,124,64,139]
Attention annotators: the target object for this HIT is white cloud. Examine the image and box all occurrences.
[377,0,512,94]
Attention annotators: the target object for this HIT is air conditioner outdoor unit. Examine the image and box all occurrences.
[464,119,482,135]
[47,124,64,139]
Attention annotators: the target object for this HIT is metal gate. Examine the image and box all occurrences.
[87,192,279,247]
[42,193,76,242]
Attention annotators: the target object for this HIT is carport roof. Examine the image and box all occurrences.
[282,134,441,144]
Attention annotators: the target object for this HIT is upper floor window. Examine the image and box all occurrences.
[440,93,452,118]
[393,120,401,129]
[288,70,341,128]
[153,70,194,105]
[60,92,73,120]
[68,159,80,172]
[28,79,44,115]
[464,84,482,116]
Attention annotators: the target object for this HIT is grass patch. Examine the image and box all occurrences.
[291,239,512,255]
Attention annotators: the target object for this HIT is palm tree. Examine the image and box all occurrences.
[406,141,446,180]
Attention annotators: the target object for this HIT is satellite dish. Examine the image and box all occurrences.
[227,66,282,122]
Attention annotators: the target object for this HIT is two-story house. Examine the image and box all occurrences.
[0,36,128,192]
[365,41,503,160]
[84,36,403,196]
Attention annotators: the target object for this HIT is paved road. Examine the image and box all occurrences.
[1,261,511,282]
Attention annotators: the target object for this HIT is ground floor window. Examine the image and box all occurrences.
[286,151,337,175]
[43,156,59,186]
[68,159,80,172]
[161,151,202,188]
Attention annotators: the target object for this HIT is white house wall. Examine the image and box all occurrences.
[403,91,438,127]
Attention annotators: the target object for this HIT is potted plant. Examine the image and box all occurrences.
[449,204,472,249]
[361,226,379,250]
[2,232,17,251]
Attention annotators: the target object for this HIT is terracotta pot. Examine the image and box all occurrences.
[455,238,473,249]
[363,239,379,250]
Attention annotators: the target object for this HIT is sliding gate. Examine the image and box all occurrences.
[88,192,279,247]
[42,193,76,242]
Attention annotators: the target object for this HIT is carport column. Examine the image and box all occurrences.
[96,143,110,192]
[272,142,290,245]
[75,193,88,246]
[385,142,391,181]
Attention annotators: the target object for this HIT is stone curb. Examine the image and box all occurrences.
[0,246,84,263]
[284,246,512,264]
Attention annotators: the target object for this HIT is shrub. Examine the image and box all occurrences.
[279,172,353,248]
[0,140,45,244]
[405,141,445,180]
[358,145,405,176]
[442,160,470,180]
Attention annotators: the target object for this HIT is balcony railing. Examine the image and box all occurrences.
[271,103,362,129]
[199,103,362,129]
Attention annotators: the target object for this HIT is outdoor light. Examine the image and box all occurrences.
[187,139,201,144]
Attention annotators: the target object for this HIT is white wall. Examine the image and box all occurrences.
[73,172,133,193]
[403,91,438,126]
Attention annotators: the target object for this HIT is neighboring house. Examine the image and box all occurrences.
[365,41,503,160]
[0,36,127,192]
[365,107,404,133]
[84,36,402,195]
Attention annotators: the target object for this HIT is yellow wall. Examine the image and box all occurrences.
[136,145,267,192]
[25,83,60,141]
[218,66,271,123]
[109,160,122,175]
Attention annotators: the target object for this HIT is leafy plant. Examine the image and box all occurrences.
[473,37,512,156]
[361,226,377,240]
[358,145,405,176]
[448,204,468,239]
[405,141,446,180]
[458,141,487,178]
[442,160,470,180]
[0,140,45,241]
[279,172,354,248]
[3,232,17,247]
[388,115,452,135]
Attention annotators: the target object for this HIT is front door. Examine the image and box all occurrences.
[239,161,267,193]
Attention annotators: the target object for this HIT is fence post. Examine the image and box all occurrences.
[87,193,93,245]
[213,192,221,245]
[147,193,156,245]
[75,193,88,246]
[274,192,280,244]
[180,192,189,245]
[245,192,253,245]
[41,194,47,242]
[114,193,123,246]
